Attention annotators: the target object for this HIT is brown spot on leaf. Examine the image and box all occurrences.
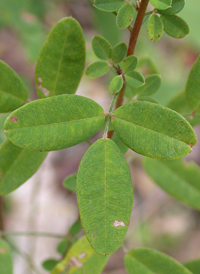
[38,77,50,96]
[10,117,18,123]
[0,248,6,254]
[113,220,126,227]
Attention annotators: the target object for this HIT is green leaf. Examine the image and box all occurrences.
[42,259,59,271]
[147,14,164,43]
[125,248,193,274]
[0,239,13,274]
[138,96,159,104]
[0,139,47,195]
[184,259,200,274]
[4,95,105,152]
[63,174,77,193]
[77,138,133,255]
[51,236,109,274]
[112,133,129,154]
[167,90,200,127]
[137,74,161,96]
[125,71,145,88]
[69,220,82,237]
[144,158,200,210]
[85,61,110,78]
[111,43,127,63]
[186,56,200,112]
[150,0,172,10]
[109,75,123,94]
[112,101,196,159]
[92,35,112,60]
[121,55,138,74]
[0,60,28,113]
[35,18,85,98]
[161,15,189,38]
[94,0,125,12]
[57,239,70,255]
[116,4,135,29]
[0,113,8,145]
[158,0,185,15]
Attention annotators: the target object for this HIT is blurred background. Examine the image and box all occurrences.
[0,0,200,273]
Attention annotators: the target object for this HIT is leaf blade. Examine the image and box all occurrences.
[147,14,164,43]
[161,15,189,38]
[0,239,13,274]
[85,61,110,78]
[92,35,112,60]
[77,138,133,255]
[116,3,135,29]
[94,0,125,12]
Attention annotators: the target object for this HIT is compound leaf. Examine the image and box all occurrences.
[4,95,105,152]
[92,36,112,60]
[116,3,135,29]
[0,139,47,195]
[161,15,189,38]
[147,14,164,43]
[94,0,125,12]
[186,56,200,112]
[125,71,145,88]
[35,18,85,98]
[63,174,77,193]
[184,259,200,274]
[150,0,172,10]
[0,239,13,274]
[0,60,28,113]
[158,0,185,15]
[143,158,200,210]
[51,236,109,274]
[85,61,110,78]
[111,42,127,63]
[112,101,196,159]
[109,75,123,94]
[77,138,133,255]
[125,248,192,274]
[121,55,138,74]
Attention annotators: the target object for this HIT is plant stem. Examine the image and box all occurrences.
[1,231,67,239]
[104,93,118,138]
[108,0,150,139]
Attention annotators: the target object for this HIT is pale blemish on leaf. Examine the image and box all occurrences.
[0,248,6,253]
[113,220,126,227]
[69,256,83,268]
[38,77,50,97]
[78,252,86,259]
[10,117,18,123]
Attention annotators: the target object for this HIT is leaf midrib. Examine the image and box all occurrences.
[114,117,192,146]
[5,116,104,131]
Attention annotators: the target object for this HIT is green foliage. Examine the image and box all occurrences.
[157,0,185,15]
[77,138,133,255]
[92,35,112,60]
[147,14,164,43]
[125,248,192,274]
[109,75,123,93]
[138,96,159,104]
[184,259,200,274]
[0,139,47,195]
[150,0,172,10]
[121,55,138,73]
[4,95,105,151]
[112,101,196,159]
[137,74,161,96]
[111,42,127,63]
[85,61,110,78]
[161,15,190,38]
[116,3,135,29]
[94,0,125,12]
[186,56,200,112]
[125,71,145,88]
[69,220,82,237]
[57,239,70,255]
[63,174,77,193]
[112,133,128,154]
[35,18,85,98]
[0,60,28,113]
[0,239,13,274]
[51,236,109,274]
[143,158,200,210]
[42,259,59,271]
